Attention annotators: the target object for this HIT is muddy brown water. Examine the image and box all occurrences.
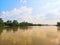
[0,26,60,45]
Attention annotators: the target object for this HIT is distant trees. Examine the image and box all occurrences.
[0,18,4,26]
[4,20,18,27]
[0,18,42,27]
[19,22,33,26]
[4,21,34,27]
[19,22,42,26]
[57,22,60,26]
[4,20,13,26]
[12,20,18,26]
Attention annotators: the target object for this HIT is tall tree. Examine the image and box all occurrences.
[12,20,18,26]
[57,22,60,26]
[0,18,4,26]
[5,20,13,26]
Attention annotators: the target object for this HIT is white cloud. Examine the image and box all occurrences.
[0,6,33,22]
[0,5,60,24]
[45,9,60,24]
[41,0,60,24]
[43,0,60,9]
[26,14,46,24]
[0,6,47,24]
[0,0,60,24]
[49,9,60,16]
[20,0,27,4]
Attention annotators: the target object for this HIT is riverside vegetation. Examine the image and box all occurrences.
[0,18,60,27]
[0,18,42,27]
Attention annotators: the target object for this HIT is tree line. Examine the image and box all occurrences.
[0,18,42,27]
[57,22,60,26]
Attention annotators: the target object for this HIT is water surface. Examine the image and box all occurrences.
[0,26,60,45]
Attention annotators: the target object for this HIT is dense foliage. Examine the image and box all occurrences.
[0,18,4,26]
[57,22,60,26]
[0,18,60,27]
[0,18,42,27]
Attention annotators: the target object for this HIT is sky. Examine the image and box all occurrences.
[0,0,60,25]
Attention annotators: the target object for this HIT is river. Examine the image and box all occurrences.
[0,26,60,45]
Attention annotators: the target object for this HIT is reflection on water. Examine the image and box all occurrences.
[19,26,32,30]
[57,26,60,32]
[0,26,60,45]
[5,27,18,32]
[0,26,32,34]
[0,27,4,35]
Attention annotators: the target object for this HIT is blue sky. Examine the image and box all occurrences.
[0,0,60,24]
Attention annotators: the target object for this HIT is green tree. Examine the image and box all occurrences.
[57,22,60,26]
[19,22,33,26]
[0,18,4,26]
[12,20,18,26]
[5,20,13,26]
